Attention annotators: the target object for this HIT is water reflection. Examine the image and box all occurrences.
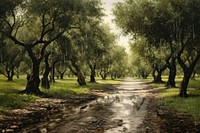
[25,78,150,133]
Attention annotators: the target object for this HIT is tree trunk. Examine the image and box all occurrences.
[57,66,66,80]
[6,70,12,81]
[154,70,163,83]
[50,64,56,83]
[41,68,51,89]
[22,61,41,95]
[100,67,108,80]
[41,54,51,89]
[77,74,86,86]
[191,71,196,80]
[5,64,14,81]
[41,76,50,89]
[152,68,164,83]
[179,72,191,97]
[60,73,64,79]
[90,71,96,82]
[152,64,167,83]
[89,64,96,83]
[166,57,177,88]
[152,68,156,82]
[177,49,200,97]
[68,60,86,86]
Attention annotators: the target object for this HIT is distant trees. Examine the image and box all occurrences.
[0,0,129,95]
[0,36,24,81]
[0,0,105,94]
[114,0,200,97]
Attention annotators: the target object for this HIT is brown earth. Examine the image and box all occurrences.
[140,88,200,133]
[1,82,200,133]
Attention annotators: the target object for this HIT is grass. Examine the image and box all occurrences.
[0,75,38,113]
[0,75,110,113]
[146,76,200,120]
[159,88,200,120]
[42,78,104,98]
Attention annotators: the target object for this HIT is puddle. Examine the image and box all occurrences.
[22,78,151,133]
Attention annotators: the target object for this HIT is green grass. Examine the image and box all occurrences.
[0,75,38,113]
[42,78,104,98]
[146,76,200,120]
[159,88,200,120]
[0,75,105,113]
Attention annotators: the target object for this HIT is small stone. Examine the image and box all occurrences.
[10,125,19,129]
[40,128,47,133]
[54,119,61,122]
[5,129,14,133]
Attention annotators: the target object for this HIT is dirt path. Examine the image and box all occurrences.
[18,78,152,133]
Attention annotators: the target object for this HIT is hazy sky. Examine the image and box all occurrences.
[101,0,130,52]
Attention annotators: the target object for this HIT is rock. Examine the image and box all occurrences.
[4,129,14,133]
[40,128,47,133]
[9,125,19,129]
[54,119,61,122]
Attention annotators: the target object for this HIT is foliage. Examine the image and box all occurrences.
[113,0,200,96]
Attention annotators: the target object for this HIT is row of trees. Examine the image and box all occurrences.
[0,0,128,95]
[113,0,200,97]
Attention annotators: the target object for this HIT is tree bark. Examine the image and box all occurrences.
[41,54,51,89]
[100,67,109,80]
[22,61,41,95]
[179,72,191,97]
[177,48,200,97]
[152,65,167,83]
[4,64,15,81]
[166,57,177,88]
[68,60,86,86]
[57,67,66,80]
[77,74,86,86]
[50,63,56,83]
[154,70,163,83]
[89,64,96,83]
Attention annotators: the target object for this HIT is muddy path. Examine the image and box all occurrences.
[22,78,152,133]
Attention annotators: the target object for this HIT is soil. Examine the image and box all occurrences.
[140,88,200,133]
[1,80,200,133]
[0,94,98,132]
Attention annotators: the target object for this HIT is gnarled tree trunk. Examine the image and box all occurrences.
[152,64,167,83]
[89,64,96,83]
[22,60,41,95]
[177,49,200,98]
[166,57,177,88]
[41,53,51,89]
[77,74,86,86]
[100,67,109,80]
[68,60,86,86]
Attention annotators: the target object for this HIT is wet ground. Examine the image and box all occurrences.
[22,78,152,133]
